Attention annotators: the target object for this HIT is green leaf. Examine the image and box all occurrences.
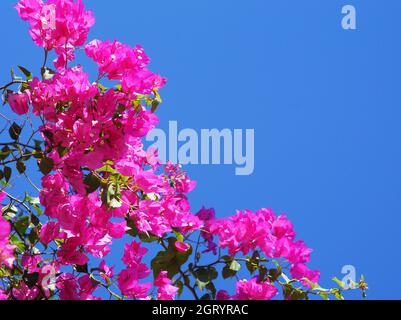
[268,268,281,282]
[84,173,101,194]
[196,279,209,292]
[28,228,39,245]
[139,233,160,243]
[16,160,26,174]
[200,293,211,300]
[4,166,12,182]
[151,100,159,113]
[319,291,329,300]
[54,238,64,247]
[24,272,39,288]
[246,261,257,274]
[0,266,11,277]
[290,289,308,300]
[230,260,241,272]
[97,83,108,92]
[151,250,180,279]
[14,215,31,235]
[259,265,268,282]
[18,65,32,81]
[173,229,184,243]
[221,255,233,263]
[9,122,22,140]
[96,164,118,174]
[74,263,89,274]
[2,204,18,219]
[222,265,237,279]
[39,157,54,175]
[174,280,184,297]
[0,147,13,161]
[151,238,192,279]
[9,234,26,252]
[57,145,69,158]
[30,214,40,226]
[206,282,217,299]
[332,277,345,288]
[195,267,218,283]
[331,288,344,300]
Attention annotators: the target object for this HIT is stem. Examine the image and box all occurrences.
[42,49,48,69]
[0,80,26,91]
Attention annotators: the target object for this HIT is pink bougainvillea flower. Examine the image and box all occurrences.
[21,254,41,273]
[16,0,95,69]
[290,263,320,287]
[85,39,166,95]
[56,273,79,300]
[154,271,178,300]
[39,221,61,245]
[174,241,190,253]
[8,91,30,115]
[117,268,151,299]
[0,289,8,300]
[0,215,15,268]
[98,260,114,280]
[216,290,231,300]
[234,277,278,300]
[12,282,39,300]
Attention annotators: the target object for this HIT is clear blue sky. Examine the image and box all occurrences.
[1,0,401,299]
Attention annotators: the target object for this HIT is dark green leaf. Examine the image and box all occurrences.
[39,157,54,175]
[24,272,39,288]
[4,166,12,182]
[84,173,101,194]
[221,255,233,263]
[28,228,39,245]
[151,100,159,113]
[9,122,22,140]
[268,268,281,282]
[9,234,26,252]
[30,214,40,226]
[14,215,31,235]
[74,264,89,274]
[57,145,69,158]
[174,280,184,297]
[0,147,12,161]
[16,160,26,174]
[18,65,32,81]
[222,265,237,279]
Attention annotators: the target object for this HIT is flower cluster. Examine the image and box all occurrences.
[0,193,15,270]
[234,277,278,300]
[85,39,166,96]
[16,0,95,69]
[209,208,320,285]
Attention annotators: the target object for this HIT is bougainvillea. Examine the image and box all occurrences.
[0,0,367,300]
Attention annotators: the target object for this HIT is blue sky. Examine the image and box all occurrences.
[1,0,401,299]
